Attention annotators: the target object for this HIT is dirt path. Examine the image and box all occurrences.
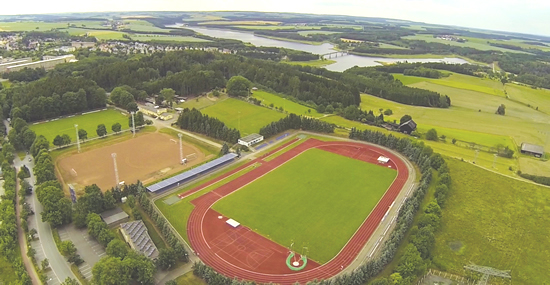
[15,172,42,285]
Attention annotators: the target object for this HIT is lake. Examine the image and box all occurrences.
[173,25,469,72]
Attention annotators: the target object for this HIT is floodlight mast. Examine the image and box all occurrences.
[74,124,80,153]
[178,133,184,164]
[131,111,136,138]
[112,153,119,186]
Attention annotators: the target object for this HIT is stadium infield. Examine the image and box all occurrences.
[212,148,397,263]
[56,133,208,192]
[187,138,410,284]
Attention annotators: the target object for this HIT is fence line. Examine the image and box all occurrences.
[417,269,475,285]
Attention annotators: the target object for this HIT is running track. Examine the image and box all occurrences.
[187,138,409,284]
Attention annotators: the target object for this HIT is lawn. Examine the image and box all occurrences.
[505,83,550,115]
[251,90,323,118]
[432,159,550,284]
[29,109,129,144]
[0,257,17,284]
[177,94,226,110]
[212,148,397,263]
[176,271,206,284]
[130,34,211,42]
[201,98,286,136]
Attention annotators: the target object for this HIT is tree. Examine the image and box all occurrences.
[220,143,230,156]
[61,277,79,285]
[129,112,145,128]
[59,240,77,257]
[325,105,335,114]
[156,248,177,270]
[111,122,122,134]
[96,124,107,137]
[425,128,438,141]
[31,135,50,158]
[92,256,129,285]
[496,104,506,115]
[53,135,64,147]
[165,280,177,285]
[29,228,38,239]
[18,165,31,179]
[41,258,49,270]
[400,114,412,125]
[384,109,393,116]
[78,129,88,140]
[61,134,71,145]
[106,239,128,259]
[160,88,176,107]
[12,117,28,133]
[22,128,37,150]
[226,76,252,97]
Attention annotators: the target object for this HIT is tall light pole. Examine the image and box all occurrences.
[178,133,184,164]
[238,111,241,131]
[112,153,119,186]
[131,111,136,138]
[493,153,498,169]
[74,124,80,153]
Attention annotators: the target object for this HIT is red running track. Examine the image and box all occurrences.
[187,138,409,284]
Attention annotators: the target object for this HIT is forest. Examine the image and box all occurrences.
[176,108,241,143]
[259,113,334,138]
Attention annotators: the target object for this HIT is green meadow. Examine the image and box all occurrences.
[251,90,324,118]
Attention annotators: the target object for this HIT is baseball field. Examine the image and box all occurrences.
[212,148,397,263]
[56,133,208,191]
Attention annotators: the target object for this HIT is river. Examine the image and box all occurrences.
[170,25,469,72]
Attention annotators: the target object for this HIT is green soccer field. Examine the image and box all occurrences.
[29,109,129,144]
[212,148,397,263]
[200,98,286,136]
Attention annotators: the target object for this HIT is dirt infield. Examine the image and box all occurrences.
[56,133,208,192]
[187,138,409,284]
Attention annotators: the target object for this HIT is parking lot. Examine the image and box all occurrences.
[58,224,106,281]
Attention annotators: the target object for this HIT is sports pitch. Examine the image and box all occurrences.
[212,148,397,263]
[56,133,207,191]
[29,109,129,144]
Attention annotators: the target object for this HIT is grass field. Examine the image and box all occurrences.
[297,30,338,36]
[122,20,169,33]
[394,73,506,97]
[251,90,324,118]
[432,159,550,284]
[505,83,550,114]
[177,94,226,110]
[283,59,336,67]
[518,157,550,176]
[212,148,397,263]
[130,34,211,42]
[176,272,206,284]
[29,109,129,144]
[201,98,286,136]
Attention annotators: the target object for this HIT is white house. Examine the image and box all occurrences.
[238,133,264,147]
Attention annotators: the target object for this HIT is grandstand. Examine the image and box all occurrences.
[146,153,238,193]
[120,220,159,259]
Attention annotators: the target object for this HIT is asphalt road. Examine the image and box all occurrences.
[15,153,78,283]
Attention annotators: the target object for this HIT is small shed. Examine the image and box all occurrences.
[399,120,417,134]
[520,143,544,158]
[100,207,130,228]
[377,156,390,164]
[226,219,240,228]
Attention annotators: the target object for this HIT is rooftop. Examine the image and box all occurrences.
[521,143,544,154]
[120,220,159,259]
[100,207,129,226]
[239,133,263,143]
[399,119,417,129]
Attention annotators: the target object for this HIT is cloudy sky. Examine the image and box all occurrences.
[2,0,549,36]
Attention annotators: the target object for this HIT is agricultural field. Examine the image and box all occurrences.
[201,98,286,135]
[121,20,168,33]
[378,43,408,49]
[66,28,127,40]
[402,34,529,54]
[505,84,550,114]
[251,90,324,118]
[518,157,550,177]
[212,148,397,263]
[0,20,107,31]
[29,109,129,144]
[432,159,550,284]
[129,34,211,42]
[199,20,282,26]
[297,30,338,36]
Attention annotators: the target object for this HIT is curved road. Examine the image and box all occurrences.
[187,139,413,284]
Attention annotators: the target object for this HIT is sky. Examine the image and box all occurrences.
[2,0,550,36]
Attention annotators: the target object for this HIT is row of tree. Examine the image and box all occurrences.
[92,248,156,284]
[373,62,486,76]
[1,67,47,82]
[517,171,550,186]
[258,113,335,138]
[176,108,241,143]
[8,117,37,151]
[0,159,32,284]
